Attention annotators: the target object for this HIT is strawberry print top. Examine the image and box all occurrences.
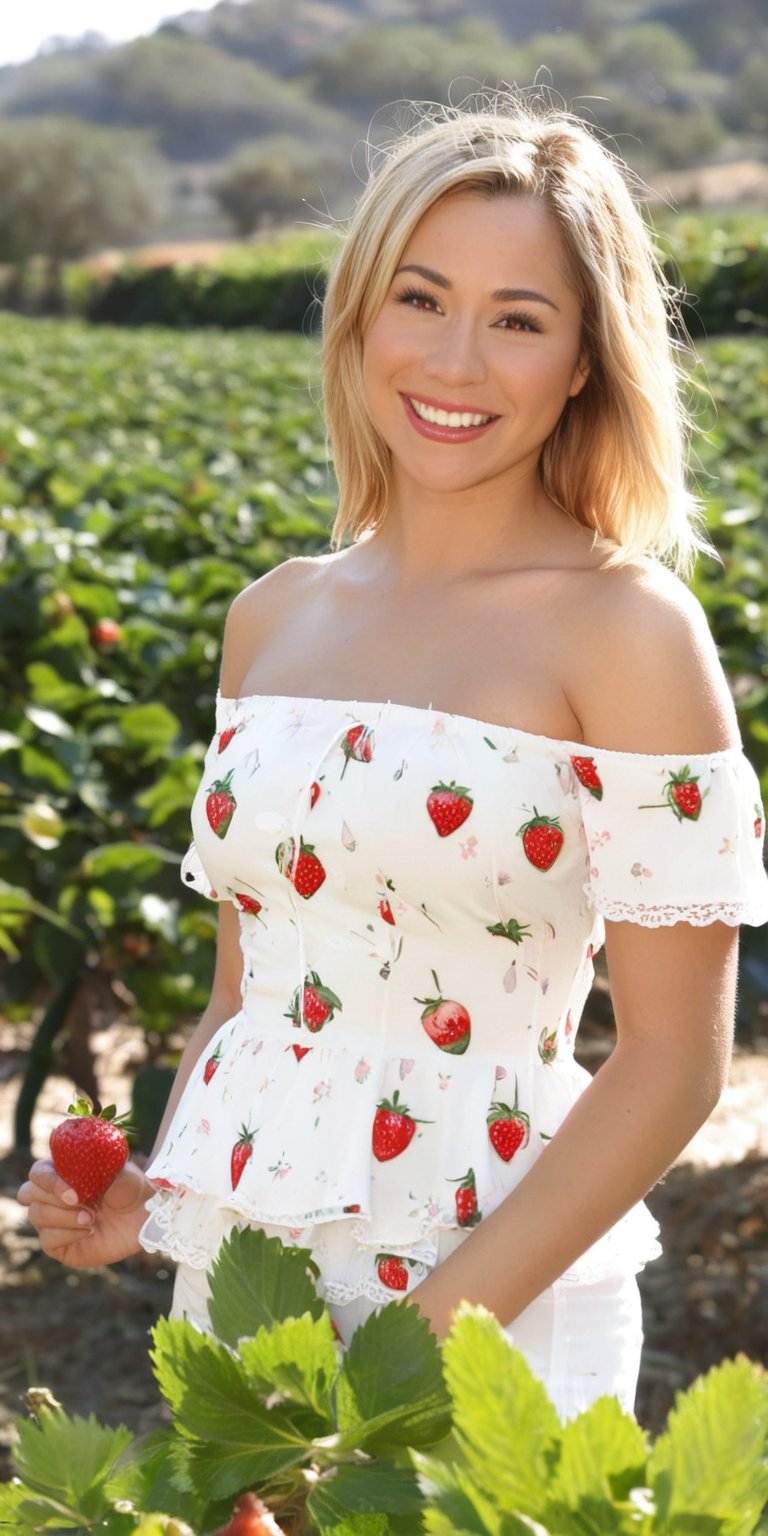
[142,691,768,1295]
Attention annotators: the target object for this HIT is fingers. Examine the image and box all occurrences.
[17,1158,80,1211]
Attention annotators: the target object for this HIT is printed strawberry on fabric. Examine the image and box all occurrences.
[145,692,768,1307]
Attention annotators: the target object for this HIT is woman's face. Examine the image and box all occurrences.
[360,190,589,505]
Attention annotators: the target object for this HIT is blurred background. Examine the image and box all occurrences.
[0,0,767,1473]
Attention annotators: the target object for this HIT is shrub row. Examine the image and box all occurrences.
[3,218,767,334]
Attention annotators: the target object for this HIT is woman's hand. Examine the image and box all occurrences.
[16,1158,155,1269]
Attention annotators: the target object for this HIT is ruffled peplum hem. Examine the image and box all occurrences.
[139,1010,662,1297]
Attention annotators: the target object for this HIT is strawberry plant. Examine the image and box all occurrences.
[1,1227,767,1534]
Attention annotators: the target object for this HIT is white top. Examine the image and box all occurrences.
[142,691,768,1291]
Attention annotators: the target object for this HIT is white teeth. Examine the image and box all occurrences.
[409,398,494,428]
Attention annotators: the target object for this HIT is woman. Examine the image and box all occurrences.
[19,91,768,1422]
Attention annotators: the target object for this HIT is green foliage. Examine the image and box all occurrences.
[0,316,333,1060]
[0,116,155,271]
[2,1230,768,1535]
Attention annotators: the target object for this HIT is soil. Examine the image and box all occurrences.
[1,984,767,1481]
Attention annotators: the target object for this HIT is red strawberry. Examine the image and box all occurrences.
[415,969,471,1054]
[570,756,603,800]
[449,1167,482,1228]
[486,917,532,943]
[231,1124,256,1190]
[213,1491,287,1535]
[206,768,237,838]
[487,1078,530,1162]
[379,898,395,925]
[290,1044,312,1061]
[517,807,564,870]
[343,1203,361,1213]
[538,1027,558,1064]
[49,1097,131,1205]
[372,1089,430,1161]
[218,725,238,754]
[426,781,474,837]
[285,971,342,1032]
[203,1043,222,1084]
[310,780,321,808]
[340,724,375,777]
[755,810,764,839]
[235,892,262,915]
[376,1253,411,1291]
[664,766,703,822]
[90,618,121,648]
[275,837,326,898]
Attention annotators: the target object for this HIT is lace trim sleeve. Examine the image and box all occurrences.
[576,746,768,929]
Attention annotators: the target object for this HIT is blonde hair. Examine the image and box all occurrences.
[320,89,720,579]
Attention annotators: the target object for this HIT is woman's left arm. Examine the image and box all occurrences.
[407,570,748,1340]
[406,916,737,1340]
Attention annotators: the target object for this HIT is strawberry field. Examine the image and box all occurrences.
[0,313,767,1527]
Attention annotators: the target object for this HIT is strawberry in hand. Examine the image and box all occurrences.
[49,1096,132,1205]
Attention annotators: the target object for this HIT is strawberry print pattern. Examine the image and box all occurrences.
[149,692,768,1314]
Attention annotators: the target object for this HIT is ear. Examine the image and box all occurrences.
[568,353,590,399]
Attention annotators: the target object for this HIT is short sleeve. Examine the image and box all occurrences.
[180,839,227,902]
[574,745,768,927]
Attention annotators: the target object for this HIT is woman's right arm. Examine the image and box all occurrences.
[15,909,244,1268]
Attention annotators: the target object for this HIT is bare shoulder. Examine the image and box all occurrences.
[569,560,742,754]
[218,553,338,696]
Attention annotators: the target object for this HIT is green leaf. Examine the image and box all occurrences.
[150,1316,311,1500]
[239,1311,338,1423]
[207,1226,324,1346]
[546,1395,648,1522]
[11,1407,134,1524]
[119,701,180,760]
[440,1304,561,1523]
[334,1299,451,1453]
[307,1461,424,1523]
[322,1517,390,1536]
[648,1355,768,1534]
[25,704,74,739]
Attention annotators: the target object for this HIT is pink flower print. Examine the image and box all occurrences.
[354,1058,371,1083]
[399,1058,415,1080]
[288,1227,304,1240]
[268,1158,292,1180]
[431,718,447,738]
[312,1079,332,1104]
[630,862,654,881]
[460,835,478,859]
[495,1064,507,1082]
[197,1118,211,1136]
[438,1073,451,1091]
[589,829,611,852]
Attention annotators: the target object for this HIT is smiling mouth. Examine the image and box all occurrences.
[406,396,498,429]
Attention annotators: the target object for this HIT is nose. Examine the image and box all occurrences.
[421,318,488,386]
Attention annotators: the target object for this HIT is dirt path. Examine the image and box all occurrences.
[1,1011,767,1476]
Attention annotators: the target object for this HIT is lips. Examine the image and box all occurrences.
[400,392,500,443]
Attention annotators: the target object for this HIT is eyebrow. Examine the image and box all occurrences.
[394,263,560,312]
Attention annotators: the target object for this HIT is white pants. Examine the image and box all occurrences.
[169,1249,643,1424]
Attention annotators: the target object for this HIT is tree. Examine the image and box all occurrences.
[0,117,156,309]
[213,134,352,234]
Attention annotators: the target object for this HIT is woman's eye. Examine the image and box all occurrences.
[499,312,542,334]
[395,286,438,310]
